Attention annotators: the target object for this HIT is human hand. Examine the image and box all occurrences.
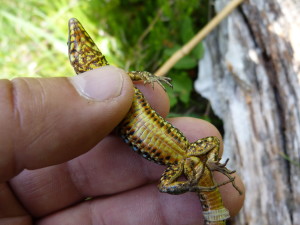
[0,66,244,225]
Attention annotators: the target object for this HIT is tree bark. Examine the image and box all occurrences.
[195,0,300,224]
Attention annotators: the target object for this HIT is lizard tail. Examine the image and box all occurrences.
[197,169,230,225]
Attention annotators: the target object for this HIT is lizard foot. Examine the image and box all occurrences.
[208,158,243,195]
[128,71,172,91]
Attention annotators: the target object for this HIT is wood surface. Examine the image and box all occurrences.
[195,0,300,224]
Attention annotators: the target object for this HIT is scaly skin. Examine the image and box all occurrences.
[68,18,242,225]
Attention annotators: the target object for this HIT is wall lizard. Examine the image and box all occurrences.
[68,18,242,225]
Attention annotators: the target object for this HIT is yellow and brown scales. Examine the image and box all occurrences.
[68,18,242,225]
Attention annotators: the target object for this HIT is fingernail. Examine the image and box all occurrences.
[69,66,125,101]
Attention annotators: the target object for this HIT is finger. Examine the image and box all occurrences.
[0,183,30,224]
[37,181,243,225]
[0,66,134,182]
[37,184,204,225]
[9,118,240,218]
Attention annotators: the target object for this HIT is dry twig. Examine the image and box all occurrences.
[155,0,245,76]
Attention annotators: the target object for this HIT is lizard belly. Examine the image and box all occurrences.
[118,87,189,165]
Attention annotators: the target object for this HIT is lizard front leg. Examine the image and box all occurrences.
[128,71,172,90]
[157,162,191,195]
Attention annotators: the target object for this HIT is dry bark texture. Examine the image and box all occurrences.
[195,0,300,224]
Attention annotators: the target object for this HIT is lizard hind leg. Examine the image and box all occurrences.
[158,158,215,194]
[157,162,192,195]
[188,136,221,162]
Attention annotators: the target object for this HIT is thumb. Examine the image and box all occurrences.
[0,65,133,182]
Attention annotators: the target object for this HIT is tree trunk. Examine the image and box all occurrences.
[195,0,300,224]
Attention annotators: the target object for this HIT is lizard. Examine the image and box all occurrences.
[68,18,242,225]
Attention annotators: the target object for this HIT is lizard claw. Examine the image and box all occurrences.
[208,159,243,195]
[208,158,235,174]
[189,177,236,192]
[128,71,173,91]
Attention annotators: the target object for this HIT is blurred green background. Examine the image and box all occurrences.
[0,0,221,126]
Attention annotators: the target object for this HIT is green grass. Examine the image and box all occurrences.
[0,0,216,123]
[0,0,114,79]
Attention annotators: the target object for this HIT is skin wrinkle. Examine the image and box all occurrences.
[69,144,105,198]
[150,185,182,225]
[89,200,107,225]
[12,78,35,131]
[10,166,73,218]
[83,175,166,224]
[155,189,168,225]
[139,150,154,187]
[11,79,21,131]
[116,185,162,224]
[21,78,55,160]
[92,196,112,225]
[86,201,95,225]
[66,159,91,200]
[10,78,42,172]
[35,79,48,111]
[25,122,54,161]
[8,79,24,180]
[10,170,42,217]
